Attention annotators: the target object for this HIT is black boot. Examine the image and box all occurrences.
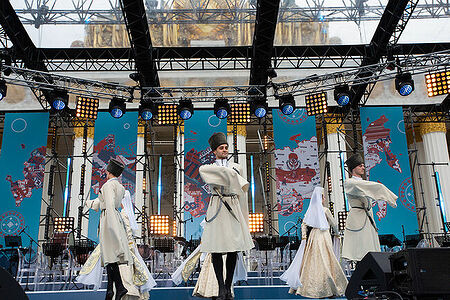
[224,252,237,300]
[211,253,226,300]
[110,263,128,300]
[105,264,114,300]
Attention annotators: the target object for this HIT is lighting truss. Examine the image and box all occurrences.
[14,1,450,26]
[1,50,449,106]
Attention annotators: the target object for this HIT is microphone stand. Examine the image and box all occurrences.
[20,227,40,292]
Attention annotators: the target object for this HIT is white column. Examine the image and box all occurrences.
[134,125,145,239]
[419,122,450,233]
[69,126,94,238]
[175,125,185,237]
[408,129,435,234]
[326,123,347,220]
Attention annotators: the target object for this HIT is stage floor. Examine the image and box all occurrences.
[26,286,346,300]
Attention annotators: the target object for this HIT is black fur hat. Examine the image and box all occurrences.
[208,132,228,151]
[106,158,125,177]
[345,153,364,172]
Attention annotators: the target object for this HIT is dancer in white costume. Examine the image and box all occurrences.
[281,187,347,298]
[77,188,156,299]
[195,132,254,300]
[341,154,398,262]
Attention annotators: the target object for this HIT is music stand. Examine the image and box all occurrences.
[5,236,22,248]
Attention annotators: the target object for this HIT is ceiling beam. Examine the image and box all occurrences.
[119,0,159,87]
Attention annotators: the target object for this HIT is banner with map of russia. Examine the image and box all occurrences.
[184,111,226,240]
[88,112,138,242]
[0,112,49,248]
[360,106,418,239]
[272,109,321,236]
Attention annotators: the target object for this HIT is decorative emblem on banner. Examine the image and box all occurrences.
[0,211,25,237]
[184,147,215,217]
[5,146,46,207]
[363,115,402,179]
[399,177,415,212]
[277,109,308,125]
[91,134,136,195]
[275,136,320,216]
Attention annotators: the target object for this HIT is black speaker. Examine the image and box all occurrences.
[390,248,450,297]
[0,266,28,300]
[345,252,393,299]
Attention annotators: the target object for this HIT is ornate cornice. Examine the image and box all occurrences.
[419,122,447,136]
[227,124,247,137]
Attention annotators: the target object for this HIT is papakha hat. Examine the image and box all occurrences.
[106,158,125,177]
[208,132,228,151]
[345,153,364,172]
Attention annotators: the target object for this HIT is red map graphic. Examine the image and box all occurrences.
[363,115,402,179]
[6,146,46,207]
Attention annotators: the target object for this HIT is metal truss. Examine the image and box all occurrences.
[1,49,448,106]
[2,43,448,72]
[13,0,450,26]
[272,49,450,98]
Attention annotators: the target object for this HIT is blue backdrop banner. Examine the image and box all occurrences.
[0,112,49,248]
[88,112,138,241]
[184,111,226,240]
[272,109,320,236]
[360,106,418,238]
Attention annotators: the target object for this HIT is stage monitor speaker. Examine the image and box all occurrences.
[345,252,393,300]
[0,266,28,300]
[390,247,450,297]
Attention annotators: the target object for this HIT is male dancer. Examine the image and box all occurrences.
[342,154,398,261]
[197,132,254,300]
[86,158,131,300]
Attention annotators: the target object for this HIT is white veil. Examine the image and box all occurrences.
[302,186,329,230]
[122,190,139,236]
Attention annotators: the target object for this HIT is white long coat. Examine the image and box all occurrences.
[198,162,254,253]
[342,177,398,261]
[86,178,131,266]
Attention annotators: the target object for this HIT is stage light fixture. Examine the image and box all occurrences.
[75,96,99,120]
[279,94,296,115]
[425,71,450,97]
[109,97,126,119]
[337,211,348,232]
[158,104,178,125]
[54,217,74,233]
[334,84,351,106]
[139,98,157,121]
[250,97,268,118]
[50,89,69,111]
[229,103,250,124]
[150,215,170,235]
[395,72,414,96]
[305,91,328,116]
[249,213,264,233]
[214,98,231,119]
[177,98,194,120]
[0,79,7,101]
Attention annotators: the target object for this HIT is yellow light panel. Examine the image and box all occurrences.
[425,71,450,97]
[157,104,178,125]
[150,215,170,235]
[229,103,251,124]
[249,213,264,233]
[75,96,99,120]
[305,91,328,116]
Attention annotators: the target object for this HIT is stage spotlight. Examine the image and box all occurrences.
[75,96,99,120]
[229,103,250,124]
[178,98,194,120]
[214,98,230,119]
[0,79,7,101]
[158,104,178,125]
[334,84,351,106]
[305,91,328,116]
[395,72,414,96]
[150,215,170,235]
[249,213,264,233]
[54,217,74,233]
[279,94,295,115]
[109,97,126,119]
[250,96,268,118]
[50,89,69,111]
[139,98,157,121]
[425,71,450,97]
